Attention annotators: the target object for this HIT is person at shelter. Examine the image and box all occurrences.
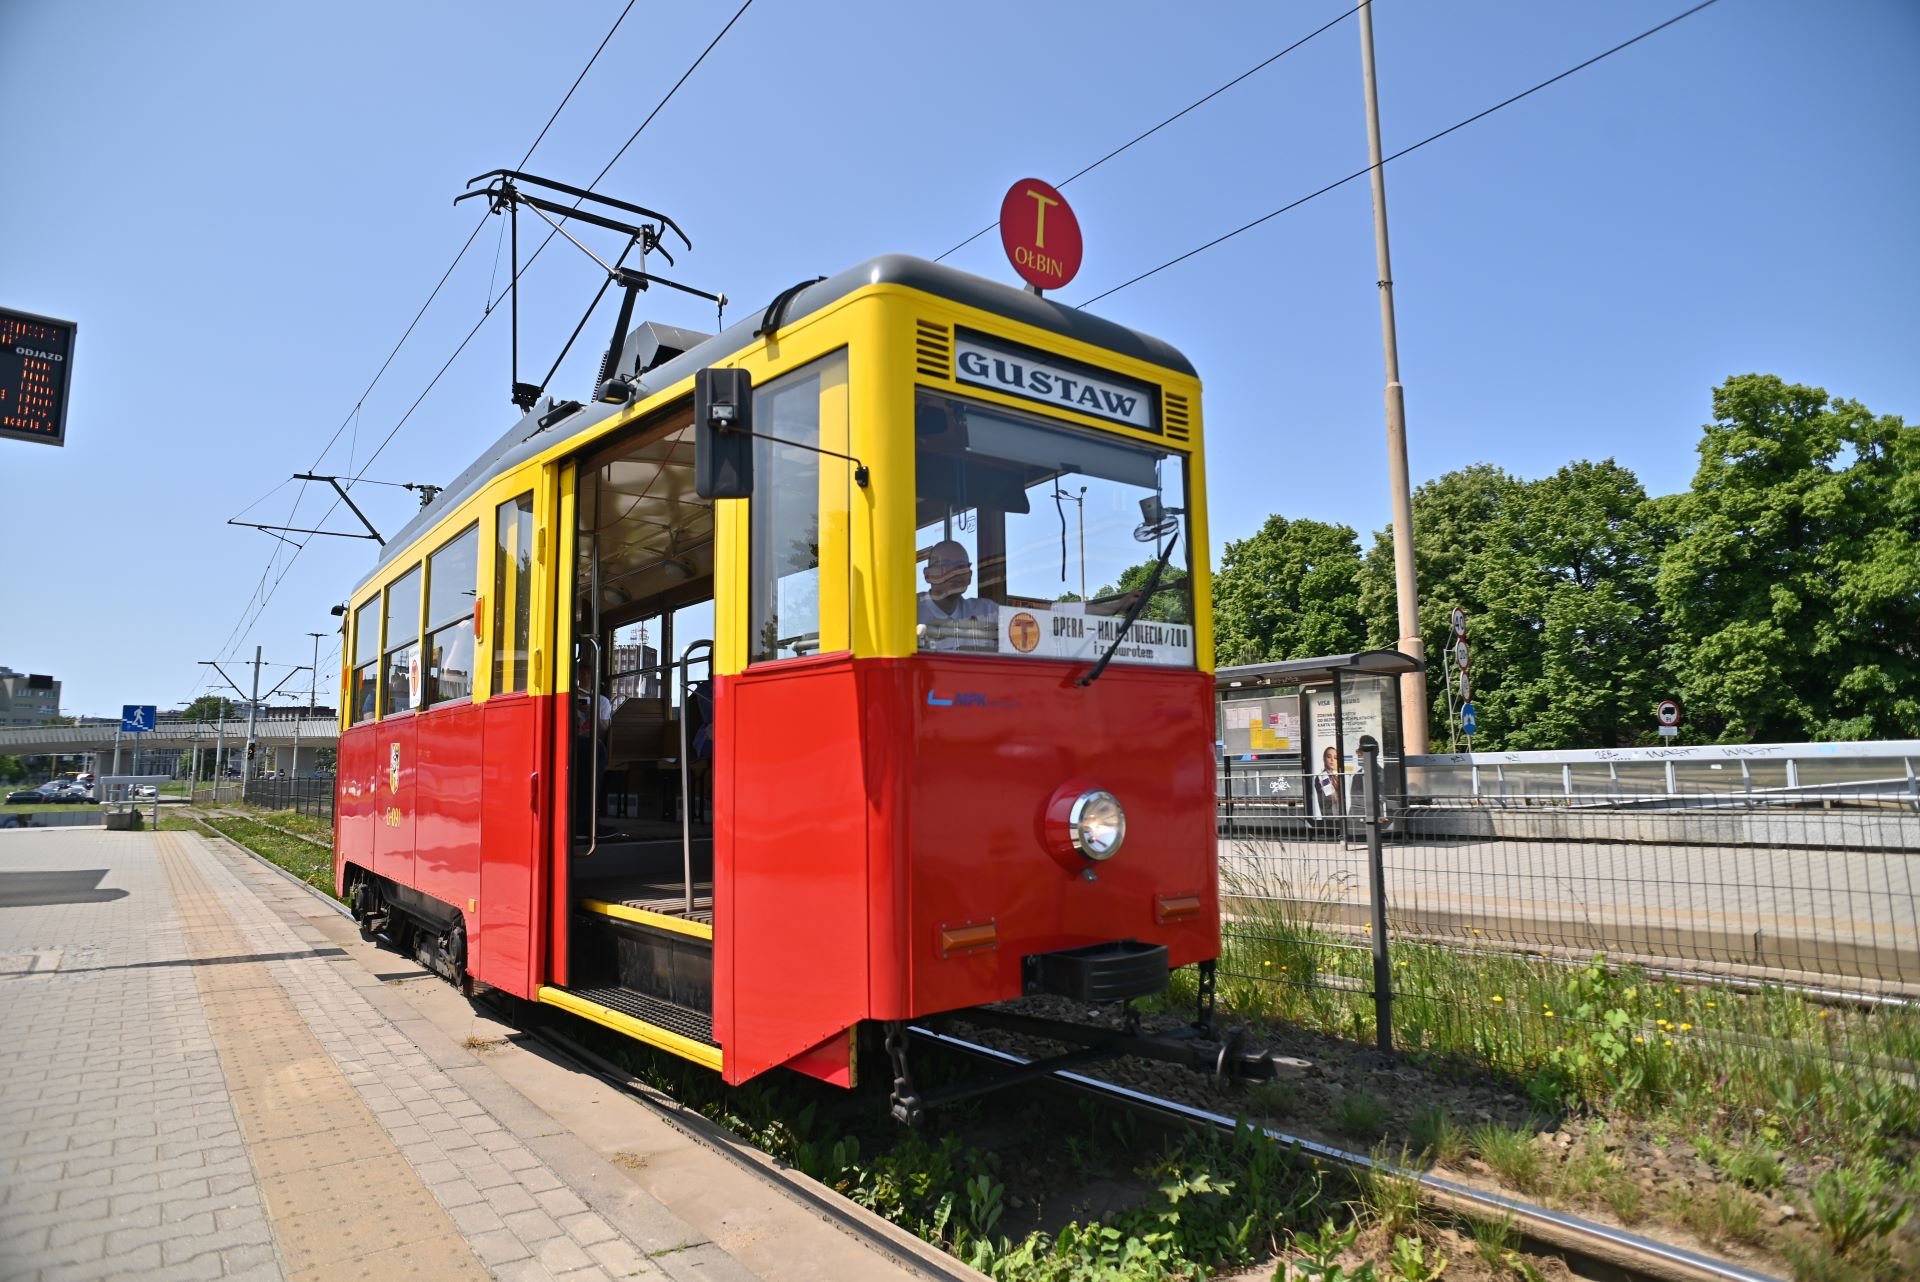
[916,539,999,653]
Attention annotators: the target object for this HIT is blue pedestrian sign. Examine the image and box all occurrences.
[1460,702,1478,737]
[120,705,156,733]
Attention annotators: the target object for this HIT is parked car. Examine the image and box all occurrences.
[5,786,46,804]
[134,785,158,799]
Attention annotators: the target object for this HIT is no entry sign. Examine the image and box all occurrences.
[999,178,1082,292]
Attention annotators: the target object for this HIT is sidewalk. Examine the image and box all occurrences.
[0,827,950,1282]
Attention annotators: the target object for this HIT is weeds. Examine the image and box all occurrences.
[1356,1146,1424,1238]
[1808,1160,1913,1258]
[1332,1091,1388,1141]
[1407,1108,1466,1166]
[1467,1126,1546,1196]
[1386,1234,1447,1281]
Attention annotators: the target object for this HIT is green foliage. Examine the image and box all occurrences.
[0,755,24,783]
[1808,1160,1914,1257]
[181,694,239,722]
[1466,1126,1546,1196]
[1213,516,1368,666]
[1332,1092,1388,1141]
[1356,459,1668,750]
[1657,374,1920,741]
[1281,1220,1377,1282]
[1386,1234,1447,1282]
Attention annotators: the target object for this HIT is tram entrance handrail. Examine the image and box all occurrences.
[677,640,715,915]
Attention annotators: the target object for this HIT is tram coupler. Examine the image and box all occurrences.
[944,1006,1309,1084]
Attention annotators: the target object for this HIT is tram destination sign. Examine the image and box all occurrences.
[0,306,77,448]
[953,331,1158,433]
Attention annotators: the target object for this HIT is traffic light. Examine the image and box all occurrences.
[247,742,257,760]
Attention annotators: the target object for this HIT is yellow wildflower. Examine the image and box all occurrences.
[1679,1023,1693,1032]
[1544,1009,1556,1018]
[1491,995,1504,1003]
[1634,1036,1645,1044]
[1817,1010,1831,1020]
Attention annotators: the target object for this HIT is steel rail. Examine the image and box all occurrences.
[912,1027,1786,1282]
[508,1017,986,1282]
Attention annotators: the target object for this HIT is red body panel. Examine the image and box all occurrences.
[882,656,1218,1015]
[338,651,1220,1088]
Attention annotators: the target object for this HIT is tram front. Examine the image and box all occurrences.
[701,264,1231,1107]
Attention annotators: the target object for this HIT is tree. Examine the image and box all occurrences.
[182,695,238,723]
[1359,461,1670,750]
[1657,375,1919,741]
[1211,516,1367,667]
[0,755,24,784]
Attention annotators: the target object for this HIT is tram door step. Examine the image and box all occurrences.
[562,983,717,1048]
[572,911,714,1023]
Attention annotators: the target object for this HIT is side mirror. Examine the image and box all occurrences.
[695,367,754,499]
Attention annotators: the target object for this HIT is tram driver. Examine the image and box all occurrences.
[916,539,998,654]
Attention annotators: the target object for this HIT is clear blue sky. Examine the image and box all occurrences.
[2,0,1914,717]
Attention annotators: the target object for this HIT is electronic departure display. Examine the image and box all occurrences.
[0,307,77,448]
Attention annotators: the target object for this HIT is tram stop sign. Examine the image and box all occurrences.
[999,178,1083,292]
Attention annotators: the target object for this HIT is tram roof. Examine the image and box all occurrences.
[364,253,1197,583]
[1216,650,1426,687]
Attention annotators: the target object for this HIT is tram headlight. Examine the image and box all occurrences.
[1068,790,1126,861]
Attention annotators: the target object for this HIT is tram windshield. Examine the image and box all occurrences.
[913,390,1195,666]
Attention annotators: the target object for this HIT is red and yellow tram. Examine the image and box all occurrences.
[335,254,1236,1115]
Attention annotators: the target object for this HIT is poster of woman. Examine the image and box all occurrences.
[1312,744,1344,817]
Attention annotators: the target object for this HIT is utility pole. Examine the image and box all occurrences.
[1358,1,1430,754]
[244,645,262,785]
[201,650,308,792]
[307,633,326,713]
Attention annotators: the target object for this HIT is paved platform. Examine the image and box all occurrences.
[0,827,949,1282]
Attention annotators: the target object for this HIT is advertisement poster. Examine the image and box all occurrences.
[1305,686,1384,816]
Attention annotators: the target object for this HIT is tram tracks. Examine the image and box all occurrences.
[914,1027,1786,1282]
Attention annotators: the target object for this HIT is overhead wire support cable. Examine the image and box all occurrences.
[933,1,1367,263]
[204,0,651,665]
[1078,0,1724,306]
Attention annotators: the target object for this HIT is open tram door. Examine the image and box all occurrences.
[541,396,728,1067]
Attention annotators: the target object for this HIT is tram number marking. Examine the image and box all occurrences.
[384,807,403,828]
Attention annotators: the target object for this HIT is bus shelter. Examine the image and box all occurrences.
[1215,650,1422,831]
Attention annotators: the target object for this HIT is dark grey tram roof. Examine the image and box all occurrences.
[360,254,1198,588]
[1217,650,1426,686]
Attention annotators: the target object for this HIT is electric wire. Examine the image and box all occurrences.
[207,0,756,668]
[932,2,1367,264]
[1077,0,1723,306]
[207,1,644,665]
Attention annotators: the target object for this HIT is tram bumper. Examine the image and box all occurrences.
[1023,939,1168,1003]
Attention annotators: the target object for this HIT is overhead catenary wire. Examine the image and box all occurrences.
[205,0,757,671]
[205,0,650,665]
[932,2,1368,263]
[1077,0,1724,306]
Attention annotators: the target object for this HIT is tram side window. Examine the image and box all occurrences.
[424,524,479,706]
[492,493,534,694]
[748,352,848,664]
[382,564,423,716]
[350,599,380,725]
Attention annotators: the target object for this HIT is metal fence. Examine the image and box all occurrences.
[241,776,334,821]
[1214,744,1920,1127]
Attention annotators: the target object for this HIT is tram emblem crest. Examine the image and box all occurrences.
[389,742,401,793]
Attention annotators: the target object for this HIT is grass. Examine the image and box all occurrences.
[1407,1107,1467,1166]
[1333,1091,1389,1141]
[1466,1125,1547,1196]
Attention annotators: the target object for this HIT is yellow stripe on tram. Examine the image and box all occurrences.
[536,985,723,1071]
[578,897,714,941]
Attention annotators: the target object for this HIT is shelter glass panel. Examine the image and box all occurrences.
[912,391,1194,665]
[493,493,534,695]
[382,564,422,717]
[424,524,478,706]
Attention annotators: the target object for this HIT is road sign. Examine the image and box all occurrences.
[1453,639,1469,669]
[1460,702,1478,736]
[1450,606,1467,637]
[0,307,77,449]
[1657,699,1682,727]
[120,705,156,733]
[999,178,1083,291]
[1457,671,1470,702]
